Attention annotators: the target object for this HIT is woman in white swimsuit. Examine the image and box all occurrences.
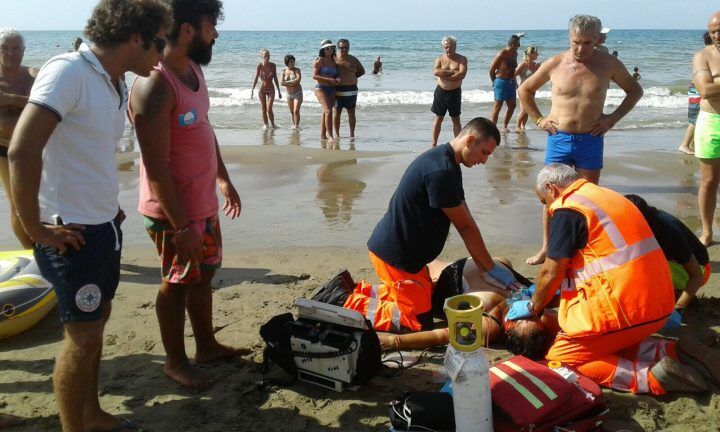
[515,46,541,131]
[280,54,303,129]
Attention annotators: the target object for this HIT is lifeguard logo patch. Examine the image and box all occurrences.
[75,284,102,312]
[178,109,197,126]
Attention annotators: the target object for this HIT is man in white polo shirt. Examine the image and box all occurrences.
[8,1,170,431]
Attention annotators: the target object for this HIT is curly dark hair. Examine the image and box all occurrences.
[505,320,553,360]
[167,0,224,43]
[84,0,171,49]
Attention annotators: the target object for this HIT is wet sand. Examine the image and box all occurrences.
[1,134,720,431]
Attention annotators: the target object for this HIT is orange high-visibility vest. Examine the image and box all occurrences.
[548,180,674,337]
[343,281,423,332]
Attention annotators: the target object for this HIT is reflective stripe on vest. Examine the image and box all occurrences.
[572,236,660,283]
[569,194,627,249]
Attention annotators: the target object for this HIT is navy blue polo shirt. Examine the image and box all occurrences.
[367,143,464,273]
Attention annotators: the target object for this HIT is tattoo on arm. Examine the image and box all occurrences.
[137,80,169,118]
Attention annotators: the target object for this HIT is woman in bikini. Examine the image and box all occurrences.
[313,39,340,146]
[514,46,541,131]
[281,54,303,129]
[251,48,282,129]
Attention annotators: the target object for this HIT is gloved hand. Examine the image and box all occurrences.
[521,284,536,298]
[486,264,517,289]
[661,309,683,331]
[506,299,534,320]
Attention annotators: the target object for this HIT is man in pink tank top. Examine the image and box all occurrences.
[130,0,246,391]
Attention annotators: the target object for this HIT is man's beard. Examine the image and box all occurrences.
[188,35,214,65]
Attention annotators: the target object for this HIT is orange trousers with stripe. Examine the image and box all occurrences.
[342,251,433,332]
[546,320,677,395]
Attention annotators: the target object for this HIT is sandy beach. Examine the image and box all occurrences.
[2,130,720,431]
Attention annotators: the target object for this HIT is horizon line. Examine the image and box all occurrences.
[17,28,703,32]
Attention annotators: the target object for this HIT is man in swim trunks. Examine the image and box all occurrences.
[0,28,37,249]
[431,36,467,147]
[489,34,521,133]
[8,2,171,430]
[334,39,365,140]
[130,0,246,391]
[692,11,720,246]
[518,14,642,264]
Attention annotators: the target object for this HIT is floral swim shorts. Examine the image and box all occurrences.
[144,214,222,284]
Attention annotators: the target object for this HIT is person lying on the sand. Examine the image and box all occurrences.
[313,257,558,359]
[377,256,559,359]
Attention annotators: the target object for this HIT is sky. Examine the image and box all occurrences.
[0,0,718,31]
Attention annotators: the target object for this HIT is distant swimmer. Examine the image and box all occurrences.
[372,56,382,74]
[518,14,642,264]
[431,36,467,147]
[251,48,281,129]
[0,28,37,248]
[334,38,365,140]
[515,46,541,131]
[691,10,720,246]
[596,27,610,53]
[280,54,302,129]
[490,34,522,132]
[632,66,641,81]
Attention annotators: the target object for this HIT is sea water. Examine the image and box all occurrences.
[19,29,705,151]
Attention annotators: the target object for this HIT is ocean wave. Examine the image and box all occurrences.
[209,86,687,109]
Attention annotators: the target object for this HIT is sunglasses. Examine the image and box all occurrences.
[338,46,349,50]
[151,36,166,52]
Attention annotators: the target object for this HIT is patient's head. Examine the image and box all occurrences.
[503,317,553,360]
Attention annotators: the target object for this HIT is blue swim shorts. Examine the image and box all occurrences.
[493,77,517,102]
[34,213,122,323]
[544,131,604,170]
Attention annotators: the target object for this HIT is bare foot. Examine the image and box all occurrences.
[163,360,211,391]
[700,232,713,247]
[195,342,251,365]
[678,145,694,155]
[526,249,546,265]
[501,127,509,133]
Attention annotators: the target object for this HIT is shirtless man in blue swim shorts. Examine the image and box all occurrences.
[518,14,642,264]
[489,34,521,132]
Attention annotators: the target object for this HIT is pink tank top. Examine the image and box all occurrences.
[136,62,218,220]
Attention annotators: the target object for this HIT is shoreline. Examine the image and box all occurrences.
[2,129,720,431]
